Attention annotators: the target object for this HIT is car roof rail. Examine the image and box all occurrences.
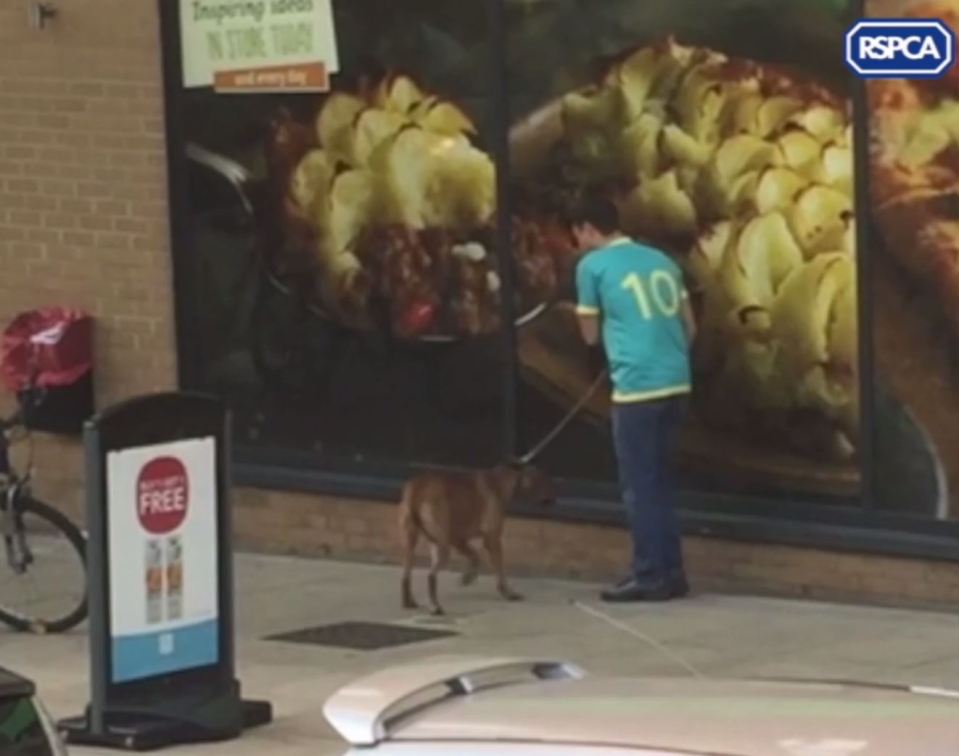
[754,676,959,699]
[323,656,585,746]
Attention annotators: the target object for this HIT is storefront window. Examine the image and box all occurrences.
[867,0,959,521]
[162,0,959,529]
[172,0,510,468]
[507,0,863,503]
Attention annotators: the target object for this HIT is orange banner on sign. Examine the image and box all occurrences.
[214,62,329,93]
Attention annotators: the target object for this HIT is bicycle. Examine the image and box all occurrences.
[0,387,87,633]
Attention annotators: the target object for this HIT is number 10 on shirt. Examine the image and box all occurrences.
[622,271,681,319]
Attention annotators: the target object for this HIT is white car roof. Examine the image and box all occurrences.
[324,656,959,755]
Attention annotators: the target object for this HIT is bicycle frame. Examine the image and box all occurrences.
[0,363,88,634]
[0,401,37,577]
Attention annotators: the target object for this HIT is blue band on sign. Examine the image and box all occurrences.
[111,619,219,684]
[845,19,956,79]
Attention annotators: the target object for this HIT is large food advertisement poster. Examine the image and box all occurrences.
[175,1,866,504]
[506,0,861,501]
[180,1,508,467]
[867,0,959,520]
[107,439,219,684]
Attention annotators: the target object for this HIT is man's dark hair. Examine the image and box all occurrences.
[569,194,621,235]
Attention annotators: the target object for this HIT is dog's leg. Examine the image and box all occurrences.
[428,542,450,616]
[483,533,523,602]
[454,541,480,586]
[399,507,420,610]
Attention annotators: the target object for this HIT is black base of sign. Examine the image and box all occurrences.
[59,696,273,751]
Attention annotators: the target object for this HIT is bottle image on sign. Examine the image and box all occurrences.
[145,539,164,625]
[166,535,183,621]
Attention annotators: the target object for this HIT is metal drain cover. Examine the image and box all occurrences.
[264,621,457,650]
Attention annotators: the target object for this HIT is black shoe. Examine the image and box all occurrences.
[601,580,672,603]
[615,572,689,598]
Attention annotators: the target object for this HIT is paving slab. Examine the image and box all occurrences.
[3,553,957,755]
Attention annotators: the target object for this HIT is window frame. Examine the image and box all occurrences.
[157,0,959,563]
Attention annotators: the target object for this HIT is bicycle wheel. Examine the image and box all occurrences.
[0,497,87,634]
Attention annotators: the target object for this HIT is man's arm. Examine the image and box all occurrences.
[577,313,600,346]
[575,255,602,346]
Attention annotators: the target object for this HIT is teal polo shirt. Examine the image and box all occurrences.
[576,237,691,403]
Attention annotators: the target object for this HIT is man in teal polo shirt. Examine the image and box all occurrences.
[572,196,696,602]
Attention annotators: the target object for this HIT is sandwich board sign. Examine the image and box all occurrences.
[60,392,272,750]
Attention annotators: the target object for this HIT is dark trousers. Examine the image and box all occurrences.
[612,397,685,585]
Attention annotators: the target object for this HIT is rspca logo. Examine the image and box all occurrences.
[845,20,955,78]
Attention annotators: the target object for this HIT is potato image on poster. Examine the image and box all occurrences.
[265,72,544,339]
[866,0,959,518]
[511,30,859,476]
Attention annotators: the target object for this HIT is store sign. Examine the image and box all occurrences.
[106,438,219,684]
[845,19,955,78]
[179,0,339,92]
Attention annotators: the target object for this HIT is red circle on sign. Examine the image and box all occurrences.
[136,457,189,535]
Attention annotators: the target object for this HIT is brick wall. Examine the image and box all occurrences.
[1,0,957,609]
[231,488,959,609]
[0,0,176,512]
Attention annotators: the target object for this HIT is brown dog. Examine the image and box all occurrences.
[399,463,555,615]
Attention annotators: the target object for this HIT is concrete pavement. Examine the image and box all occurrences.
[5,553,959,755]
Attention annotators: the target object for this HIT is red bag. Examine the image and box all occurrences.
[1,308,93,392]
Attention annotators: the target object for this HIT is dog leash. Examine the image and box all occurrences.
[515,369,609,465]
